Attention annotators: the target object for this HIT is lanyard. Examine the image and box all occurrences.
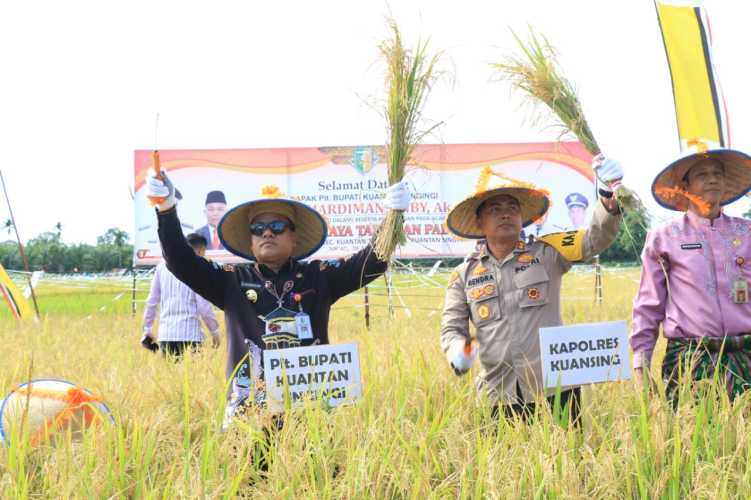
[251,265,294,308]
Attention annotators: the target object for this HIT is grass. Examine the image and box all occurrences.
[1,268,750,498]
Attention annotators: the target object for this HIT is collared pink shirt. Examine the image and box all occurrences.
[631,211,751,368]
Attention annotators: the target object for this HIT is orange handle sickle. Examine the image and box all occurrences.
[147,150,167,206]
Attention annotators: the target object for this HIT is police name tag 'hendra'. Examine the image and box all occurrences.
[539,320,631,389]
[263,343,362,412]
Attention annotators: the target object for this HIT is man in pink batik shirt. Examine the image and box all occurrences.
[632,142,751,401]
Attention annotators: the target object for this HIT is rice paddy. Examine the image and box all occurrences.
[2,267,750,498]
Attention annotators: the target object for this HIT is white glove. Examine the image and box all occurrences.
[449,341,478,376]
[146,169,177,212]
[592,154,624,193]
[383,181,411,211]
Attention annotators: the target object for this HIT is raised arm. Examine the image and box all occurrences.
[321,240,388,303]
[580,197,622,261]
[157,208,230,310]
[582,155,627,259]
[323,181,411,302]
[148,171,230,309]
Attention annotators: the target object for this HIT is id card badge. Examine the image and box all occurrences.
[733,278,748,304]
[295,312,314,340]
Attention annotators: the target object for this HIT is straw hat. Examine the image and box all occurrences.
[218,185,327,261]
[445,166,550,239]
[652,141,751,211]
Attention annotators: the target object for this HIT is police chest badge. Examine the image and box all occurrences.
[477,304,490,320]
[517,253,534,264]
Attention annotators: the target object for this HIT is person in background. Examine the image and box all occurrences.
[564,192,589,230]
[142,232,221,358]
[631,143,751,402]
[197,190,228,250]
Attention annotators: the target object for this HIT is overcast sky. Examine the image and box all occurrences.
[1,0,748,244]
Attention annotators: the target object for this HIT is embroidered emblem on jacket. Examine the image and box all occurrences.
[469,284,496,300]
[477,304,490,320]
[517,253,534,264]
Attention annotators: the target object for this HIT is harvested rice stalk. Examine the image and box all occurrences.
[494,29,645,217]
[373,20,441,261]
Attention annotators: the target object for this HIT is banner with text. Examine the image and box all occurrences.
[134,143,594,264]
[540,320,631,388]
[263,343,362,413]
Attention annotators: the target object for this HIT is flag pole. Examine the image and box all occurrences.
[0,170,40,317]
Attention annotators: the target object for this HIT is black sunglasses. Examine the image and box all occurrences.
[249,220,295,236]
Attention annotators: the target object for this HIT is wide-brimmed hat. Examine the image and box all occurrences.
[652,141,751,211]
[446,166,550,239]
[218,185,327,261]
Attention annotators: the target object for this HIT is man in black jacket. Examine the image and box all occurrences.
[146,173,411,426]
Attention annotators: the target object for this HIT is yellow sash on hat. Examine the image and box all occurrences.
[540,230,585,262]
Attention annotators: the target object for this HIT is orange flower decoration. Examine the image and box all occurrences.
[687,138,709,154]
[261,185,284,198]
[527,287,539,300]
[654,185,712,216]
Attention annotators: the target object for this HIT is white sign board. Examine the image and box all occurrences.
[263,343,362,412]
[539,320,631,389]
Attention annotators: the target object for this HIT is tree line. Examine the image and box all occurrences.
[0,204,745,273]
[0,227,133,273]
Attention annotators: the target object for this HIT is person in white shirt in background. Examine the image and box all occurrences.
[142,233,221,358]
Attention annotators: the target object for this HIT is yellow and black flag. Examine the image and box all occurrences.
[655,1,730,150]
[0,264,33,320]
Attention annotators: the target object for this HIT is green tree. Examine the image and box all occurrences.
[26,231,67,272]
[0,240,22,269]
[95,228,132,270]
[743,203,751,219]
[0,227,133,273]
[599,209,651,264]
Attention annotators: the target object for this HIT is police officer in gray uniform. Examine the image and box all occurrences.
[441,159,624,423]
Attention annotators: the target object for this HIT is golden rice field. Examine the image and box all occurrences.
[2,267,751,498]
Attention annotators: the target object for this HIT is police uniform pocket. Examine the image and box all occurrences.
[513,266,549,308]
[467,283,500,325]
